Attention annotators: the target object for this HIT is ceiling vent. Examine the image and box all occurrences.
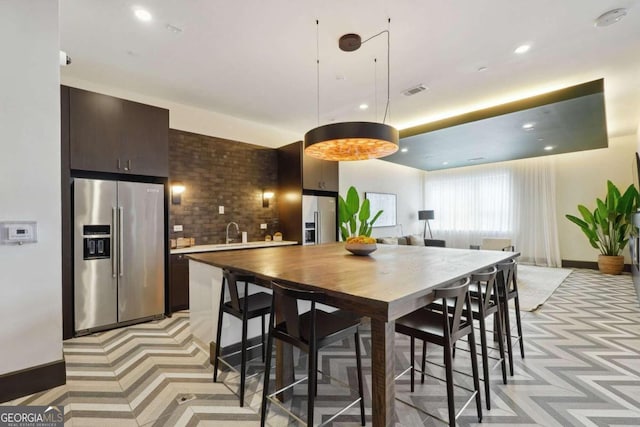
[403,84,428,96]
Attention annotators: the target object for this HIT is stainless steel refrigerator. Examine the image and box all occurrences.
[302,195,337,245]
[73,178,165,333]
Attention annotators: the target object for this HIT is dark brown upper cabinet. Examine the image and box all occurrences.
[302,145,339,192]
[301,150,339,191]
[277,141,339,244]
[69,87,169,177]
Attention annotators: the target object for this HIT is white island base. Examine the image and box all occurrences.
[189,259,269,354]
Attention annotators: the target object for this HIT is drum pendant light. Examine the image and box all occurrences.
[304,20,399,161]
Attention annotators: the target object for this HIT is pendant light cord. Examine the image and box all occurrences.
[360,19,391,124]
[316,19,320,127]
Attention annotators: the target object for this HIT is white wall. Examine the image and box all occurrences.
[339,160,425,238]
[0,1,62,374]
[60,77,300,149]
[555,135,636,263]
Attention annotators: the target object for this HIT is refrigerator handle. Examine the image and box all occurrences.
[314,211,320,245]
[118,206,124,277]
[111,207,117,278]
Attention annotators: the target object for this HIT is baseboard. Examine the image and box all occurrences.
[562,259,631,272]
[0,359,66,403]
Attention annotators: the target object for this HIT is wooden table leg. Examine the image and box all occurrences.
[370,318,396,427]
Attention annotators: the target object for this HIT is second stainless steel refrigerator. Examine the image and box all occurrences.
[74,178,165,334]
[302,195,337,245]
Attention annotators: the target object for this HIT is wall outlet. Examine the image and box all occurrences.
[219,206,224,214]
[260,223,267,229]
[173,225,183,232]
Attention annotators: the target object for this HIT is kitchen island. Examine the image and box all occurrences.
[182,240,297,350]
[188,242,519,426]
[171,239,297,255]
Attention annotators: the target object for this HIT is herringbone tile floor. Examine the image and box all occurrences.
[5,268,640,426]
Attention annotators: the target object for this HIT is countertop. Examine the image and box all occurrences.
[170,240,297,255]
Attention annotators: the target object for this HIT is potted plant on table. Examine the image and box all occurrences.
[565,180,638,274]
[339,186,383,255]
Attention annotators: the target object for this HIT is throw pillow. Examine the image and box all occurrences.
[408,234,425,246]
[380,237,399,245]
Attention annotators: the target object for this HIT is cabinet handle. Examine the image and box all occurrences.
[124,159,131,171]
[117,159,121,170]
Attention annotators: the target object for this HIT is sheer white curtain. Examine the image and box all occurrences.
[424,157,561,267]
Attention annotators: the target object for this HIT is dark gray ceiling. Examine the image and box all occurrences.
[383,79,607,171]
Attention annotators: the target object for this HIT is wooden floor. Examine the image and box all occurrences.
[4,268,640,426]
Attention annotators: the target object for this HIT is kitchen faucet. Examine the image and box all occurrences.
[226,222,240,244]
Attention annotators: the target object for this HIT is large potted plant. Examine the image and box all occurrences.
[339,186,383,255]
[565,180,638,274]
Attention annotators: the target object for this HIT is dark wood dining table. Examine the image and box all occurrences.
[189,242,519,426]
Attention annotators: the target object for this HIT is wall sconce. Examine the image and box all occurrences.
[262,189,275,208]
[418,210,435,239]
[171,183,186,205]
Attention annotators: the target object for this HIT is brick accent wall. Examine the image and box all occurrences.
[169,129,280,245]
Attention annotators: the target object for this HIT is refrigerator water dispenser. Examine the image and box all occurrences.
[82,225,111,260]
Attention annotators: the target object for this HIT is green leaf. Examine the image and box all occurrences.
[359,198,371,223]
[338,196,349,225]
[358,221,367,236]
[370,210,383,227]
[566,214,589,230]
[345,186,359,217]
[340,224,349,241]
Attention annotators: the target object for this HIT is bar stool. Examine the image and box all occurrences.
[260,281,365,427]
[497,259,525,376]
[437,267,507,410]
[395,278,483,426]
[213,268,272,407]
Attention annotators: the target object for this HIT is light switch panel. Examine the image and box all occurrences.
[173,225,183,232]
[219,206,224,214]
[260,223,267,229]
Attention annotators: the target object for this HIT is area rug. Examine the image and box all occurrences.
[517,264,572,311]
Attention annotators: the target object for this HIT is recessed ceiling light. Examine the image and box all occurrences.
[476,66,488,72]
[522,122,535,130]
[134,8,152,22]
[400,148,408,153]
[468,157,485,162]
[537,137,545,141]
[595,8,627,27]
[359,103,368,110]
[514,44,531,54]
[544,145,554,151]
[442,161,449,165]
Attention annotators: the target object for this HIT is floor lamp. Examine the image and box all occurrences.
[418,210,434,239]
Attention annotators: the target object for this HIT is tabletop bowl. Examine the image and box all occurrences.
[345,242,377,256]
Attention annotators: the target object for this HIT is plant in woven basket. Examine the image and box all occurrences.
[565,180,638,274]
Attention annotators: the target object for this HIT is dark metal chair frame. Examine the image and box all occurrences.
[394,277,483,426]
[496,259,525,376]
[434,267,508,410]
[260,281,365,427]
[213,268,272,407]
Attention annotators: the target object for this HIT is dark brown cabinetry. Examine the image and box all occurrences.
[69,87,169,177]
[303,152,339,191]
[277,141,339,244]
[170,254,189,311]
